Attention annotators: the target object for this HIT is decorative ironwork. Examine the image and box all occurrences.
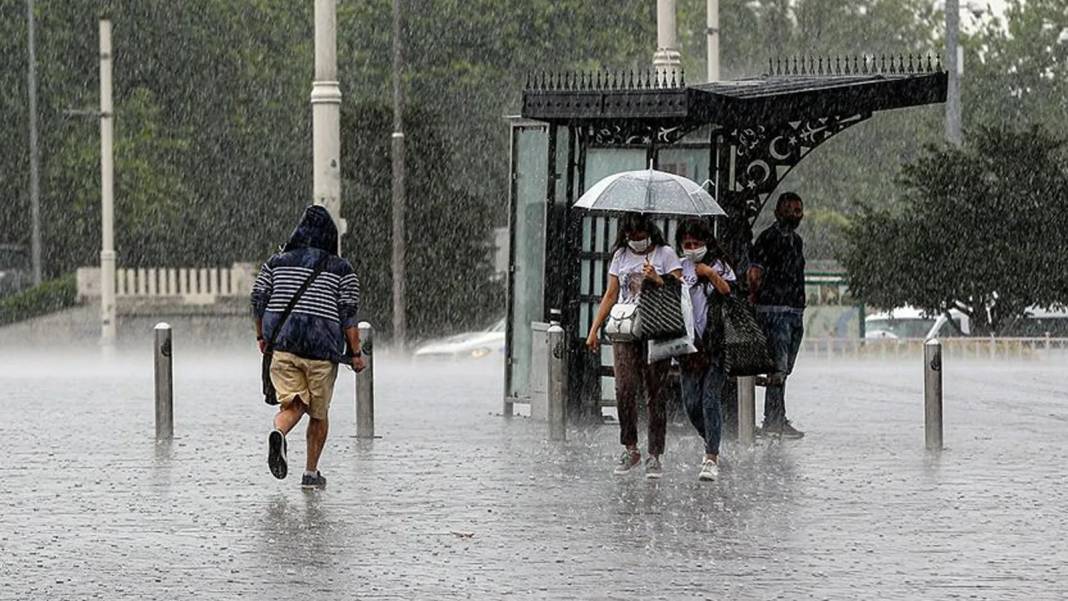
[586,122,697,146]
[766,54,944,77]
[525,68,686,92]
[722,113,872,221]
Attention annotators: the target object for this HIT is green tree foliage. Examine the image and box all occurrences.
[839,126,1068,334]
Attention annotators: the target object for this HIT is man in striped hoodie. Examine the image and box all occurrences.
[251,205,363,489]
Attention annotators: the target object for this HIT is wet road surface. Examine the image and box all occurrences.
[1,349,1066,600]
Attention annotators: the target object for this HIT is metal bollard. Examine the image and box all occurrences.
[924,339,943,451]
[355,321,375,439]
[153,322,173,440]
[547,323,566,441]
[737,376,756,445]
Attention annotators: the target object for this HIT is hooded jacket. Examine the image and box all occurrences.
[250,206,360,361]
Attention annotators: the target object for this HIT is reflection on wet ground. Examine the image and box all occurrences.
[1,350,1065,599]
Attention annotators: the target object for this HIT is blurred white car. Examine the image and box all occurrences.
[413,319,506,359]
[865,306,970,340]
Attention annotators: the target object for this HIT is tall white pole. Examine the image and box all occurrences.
[99,18,117,349]
[945,0,962,146]
[391,0,407,349]
[653,0,682,82]
[706,0,720,82]
[26,0,42,286]
[311,0,345,242]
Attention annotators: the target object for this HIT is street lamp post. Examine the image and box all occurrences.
[391,0,407,349]
[653,0,682,82]
[945,0,962,146]
[311,0,345,242]
[706,0,720,82]
[26,0,42,286]
[99,17,117,349]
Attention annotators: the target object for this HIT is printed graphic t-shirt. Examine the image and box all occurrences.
[609,245,683,305]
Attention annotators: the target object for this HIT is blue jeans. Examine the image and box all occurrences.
[757,310,804,426]
[679,355,726,456]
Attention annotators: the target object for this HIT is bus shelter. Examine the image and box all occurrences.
[505,56,947,422]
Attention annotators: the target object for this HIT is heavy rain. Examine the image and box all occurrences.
[1,1,1066,599]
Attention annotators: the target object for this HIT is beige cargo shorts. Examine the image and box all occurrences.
[269,350,338,420]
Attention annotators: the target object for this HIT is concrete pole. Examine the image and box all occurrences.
[547,323,567,441]
[737,375,756,445]
[99,18,117,349]
[924,339,944,451]
[391,0,407,349]
[311,0,345,242]
[355,321,375,438]
[653,0,682,83]
[26,0,42,286]
[154,322,174,441]
[706,0,720,82]
[945,0,962,146]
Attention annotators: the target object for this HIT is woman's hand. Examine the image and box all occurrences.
[697,263,730,295]
[642,262,663,286]
[586,331,600,353]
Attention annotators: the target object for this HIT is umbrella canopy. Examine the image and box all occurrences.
[575,169,726,217]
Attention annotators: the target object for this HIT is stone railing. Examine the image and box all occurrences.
[76,263,258,305]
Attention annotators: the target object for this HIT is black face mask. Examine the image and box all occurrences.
[779,216,801,231]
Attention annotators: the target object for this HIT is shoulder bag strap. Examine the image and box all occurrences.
[266,253,330,352]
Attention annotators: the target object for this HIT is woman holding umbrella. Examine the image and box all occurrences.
[586,213,682,479]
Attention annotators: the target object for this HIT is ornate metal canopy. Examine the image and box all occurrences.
[521,55,947,223]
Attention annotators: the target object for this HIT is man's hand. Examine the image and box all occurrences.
[258,338,268,354]
[351,353,367,373]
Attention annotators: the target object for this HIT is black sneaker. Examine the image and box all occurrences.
[780,421,805,439]
[268,429,287,480]
[762,421,805,440]
[301,471,327,490]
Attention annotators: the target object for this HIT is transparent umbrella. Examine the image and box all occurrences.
[574,168,726,216]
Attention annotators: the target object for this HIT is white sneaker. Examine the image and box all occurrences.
[698,458,719,481]
[613,450,641,475]
[645,456,663,479]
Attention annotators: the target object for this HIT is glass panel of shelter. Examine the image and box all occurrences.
[506,124,548,400]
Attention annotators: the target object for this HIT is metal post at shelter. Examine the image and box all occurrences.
[737,376,756,445]
[355,321,375,438]
[547,322,566,441]
[311,0,345,244]
[154,323,173,440]
[924,339,943,451]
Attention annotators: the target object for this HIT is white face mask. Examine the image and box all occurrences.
[628,238,650,253]
[684,246,708,263]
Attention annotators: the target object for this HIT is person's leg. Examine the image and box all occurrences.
[645,357,669,458]
[306,416,329,472]
[274,398,307,434]
[613,342,641,452]
[679,358,707,440]
[776,313,805,437]
[302,359,338,476]
[760,313,791,428]
[702,360,727,459]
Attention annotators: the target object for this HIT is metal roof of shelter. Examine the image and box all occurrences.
[522,55,947,126]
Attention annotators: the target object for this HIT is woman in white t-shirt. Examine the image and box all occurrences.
[675,219,735,483]
[586,213,682,479]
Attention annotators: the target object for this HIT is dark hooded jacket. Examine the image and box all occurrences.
[251,206,360,361]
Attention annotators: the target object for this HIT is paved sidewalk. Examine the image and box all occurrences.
[1,349,1065,600]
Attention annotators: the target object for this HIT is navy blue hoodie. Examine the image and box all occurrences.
[250,206,360,361]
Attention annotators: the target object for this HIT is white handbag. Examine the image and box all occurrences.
[604,303,642,342]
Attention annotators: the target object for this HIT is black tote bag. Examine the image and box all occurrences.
[637,274,687,341]
[719,295,776,377]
